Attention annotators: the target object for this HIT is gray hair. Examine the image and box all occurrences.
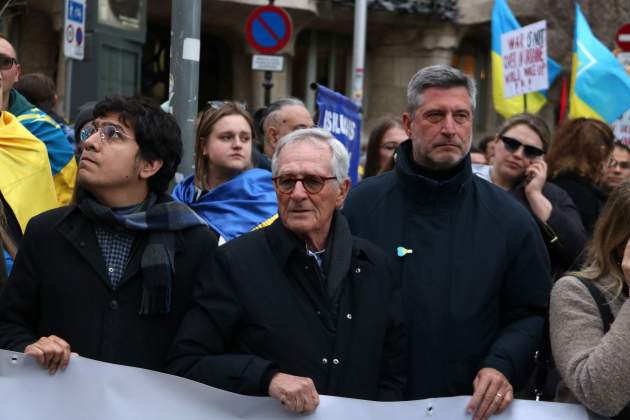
[262,97,308,134]
[271,127,350,184]
[406,65,477,116]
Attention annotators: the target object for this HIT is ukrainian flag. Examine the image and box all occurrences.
[569,4,630,123]
[491,0,561,118]
[0,112,58,232]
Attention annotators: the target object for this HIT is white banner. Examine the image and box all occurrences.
[0,349,607,420]
[501,20,549,98]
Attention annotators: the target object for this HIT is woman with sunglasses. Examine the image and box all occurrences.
[550,181,630,419]
[172,102,277,244]
[546,118,615,236]
[474,113,586,277]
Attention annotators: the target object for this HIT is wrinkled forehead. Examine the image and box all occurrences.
[277,140,332,174]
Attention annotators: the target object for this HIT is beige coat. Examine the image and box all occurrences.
[550,274,630,417]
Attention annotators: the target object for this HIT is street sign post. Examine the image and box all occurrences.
[63,0,86,60]
[616,23,630,52]
[245,4,292,106]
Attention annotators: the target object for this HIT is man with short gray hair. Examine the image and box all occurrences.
[168,127,406,413]
[344,65,550,420]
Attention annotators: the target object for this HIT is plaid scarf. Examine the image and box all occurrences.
[78,191,207,315]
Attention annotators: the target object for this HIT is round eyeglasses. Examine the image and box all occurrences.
[272,175,337,194]
[80,123,131,144]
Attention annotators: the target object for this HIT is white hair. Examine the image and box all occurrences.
[271,127,350,184]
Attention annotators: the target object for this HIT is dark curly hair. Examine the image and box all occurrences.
[92,96,182,193]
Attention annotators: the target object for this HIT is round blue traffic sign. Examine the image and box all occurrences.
[246,5,292,54]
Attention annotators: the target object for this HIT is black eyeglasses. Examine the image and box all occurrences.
[80,122,131,144]
[0,55,17,70]
[272,175,337,194]
[500,135,544,159]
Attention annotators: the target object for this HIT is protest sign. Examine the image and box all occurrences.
[501,20,549,98]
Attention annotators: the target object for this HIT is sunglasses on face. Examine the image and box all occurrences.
[0,55,17,70]
[80,122,130,144]
[500,135,544,159]
[272,174,337,194]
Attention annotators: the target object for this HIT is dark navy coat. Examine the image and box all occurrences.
[344,140,551,399]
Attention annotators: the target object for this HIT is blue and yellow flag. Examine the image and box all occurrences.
[569,5,630,123]
[491,0,561,118]
[0,111,58,232]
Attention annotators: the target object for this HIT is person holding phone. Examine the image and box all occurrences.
[473,113,587,278]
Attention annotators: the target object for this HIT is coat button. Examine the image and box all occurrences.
[79,241,86,248]
[346,313,352,320]
[109,300,119,310]
[322,358,328,365]
[354,267,361,274]
[332,358,340,365]
[304,265,309,271]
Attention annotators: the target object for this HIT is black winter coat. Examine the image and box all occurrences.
[167,214,407,401]
[0,196,217,372]
[549,173,607,236]
[509,181,587,278]
[343,141,551,400]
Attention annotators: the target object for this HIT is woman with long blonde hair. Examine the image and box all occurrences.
[550,181,630,418]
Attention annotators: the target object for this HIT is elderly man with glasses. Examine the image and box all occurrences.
[168,127,406,413]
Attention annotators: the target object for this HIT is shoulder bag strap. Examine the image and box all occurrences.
[574,276,614,333]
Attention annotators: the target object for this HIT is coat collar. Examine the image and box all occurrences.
[55,196,186,291]
[394,140,473,202]
[265,210,365,274]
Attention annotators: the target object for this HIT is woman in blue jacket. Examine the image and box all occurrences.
[172,102,277,244]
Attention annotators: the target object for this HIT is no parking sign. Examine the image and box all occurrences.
[245,5,292,54]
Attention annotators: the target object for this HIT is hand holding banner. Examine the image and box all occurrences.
[0,349,608,420]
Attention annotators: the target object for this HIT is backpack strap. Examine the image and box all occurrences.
[574,276,614,333]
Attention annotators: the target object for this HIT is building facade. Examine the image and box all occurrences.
[6,0,630,139]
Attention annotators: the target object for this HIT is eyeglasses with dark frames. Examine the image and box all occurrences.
[80,122,131,144]
[272,175,337,194]
[500,135,545,159]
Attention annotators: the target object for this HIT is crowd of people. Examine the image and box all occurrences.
[0,30,629,420]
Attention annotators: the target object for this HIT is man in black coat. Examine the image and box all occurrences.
[167,128,406,413]
[0,96,216,373]
[343,65,551,420]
